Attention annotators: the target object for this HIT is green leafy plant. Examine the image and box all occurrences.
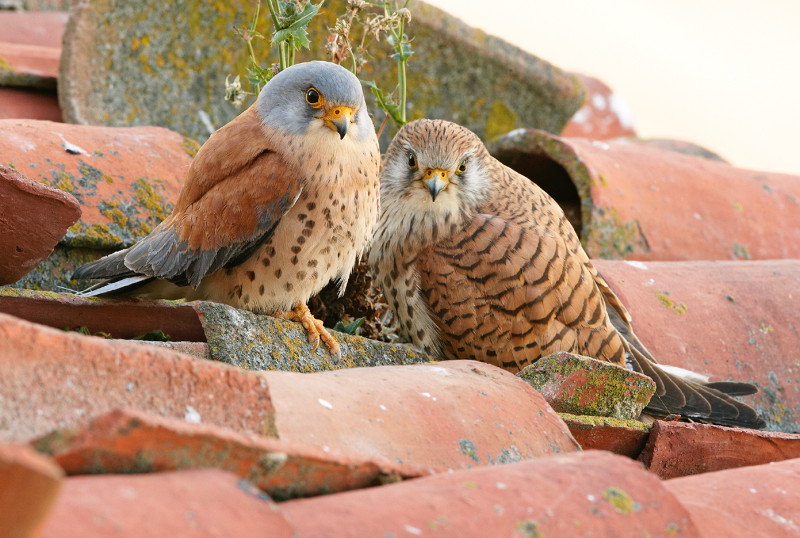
[226,0,413,131]
[131,329,172,342]
[229,0,323,100]
[333,316,366,335]
[269,0,325,70]
[62,326,112,339]
[328,0,412,128]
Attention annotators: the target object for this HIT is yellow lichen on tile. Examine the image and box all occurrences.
[603,487,637,514]
[485,100,518,142]
[0,56,14,73]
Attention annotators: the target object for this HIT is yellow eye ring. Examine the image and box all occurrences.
[456,158,468,175]
[407,152,418,170]
[306,88,324,108]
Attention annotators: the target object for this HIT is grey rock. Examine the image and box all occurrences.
[59,0,584,146]
[186,300,430,372]
[517,351,655,420]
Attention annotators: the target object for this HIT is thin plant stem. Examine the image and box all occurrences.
[349,43,358,72]
[266,0,289,70]
[246,39,258,70]
[267,0,280,28]
[376,111,389,140]
[396,16,406,123]
[251,0,262,33]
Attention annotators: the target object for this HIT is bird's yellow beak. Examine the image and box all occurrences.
[323,106,354,139]
[423,169,449,201]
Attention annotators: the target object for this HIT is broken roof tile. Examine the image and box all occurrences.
[0,312,275,443]
[0,442,64,538]
[0,165,80,284]
[640,420,800,479]
[0,288,427,370]
[561,413,652,458]
[0,119,192,252]
[0,287,206,341]
[34,408,428,500]
[1,308,578,471]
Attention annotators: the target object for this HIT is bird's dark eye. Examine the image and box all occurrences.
[407,152,418,169]
[456,158,468,175]
[306,88,324,108]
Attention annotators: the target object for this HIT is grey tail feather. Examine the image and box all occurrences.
[72,249,131,281]
[705,381,759,397]
[625,342,766,429]
[604,296,765,429]
[72,248,156,298]
[75,275,154,297]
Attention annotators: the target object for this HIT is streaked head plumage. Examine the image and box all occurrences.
[381,119,492,214]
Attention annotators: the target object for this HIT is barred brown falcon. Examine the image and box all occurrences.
[74,61,381,356]
[370,118,764,428]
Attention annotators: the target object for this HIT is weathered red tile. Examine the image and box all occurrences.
[39,469,294,537]
[281,450,701,537]
[0,42,60,87]
[0,442,64,538]
[665,457,800,538]
[593,259,800,432]
[518,351,655,420]
[148,340,211,360]
[628,137,728,162]
[0,288,425,371]
[35,408,428,500]
[561,413,651,458]
[0,312,274,443]
[490,129,800,260]
[265,360,580,471]
[0,311,576,469]
[640,420,800,479]
[0,87,62,121]
[561,73,636,140]
[0,11,68,49]
[0,287,206,341]
[0,165,80,284]
[0,119,194,250]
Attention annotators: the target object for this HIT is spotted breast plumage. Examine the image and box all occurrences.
[370,118,764,428]
[73,61,381,355]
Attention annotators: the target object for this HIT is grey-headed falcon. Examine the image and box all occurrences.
[74,61,381,356]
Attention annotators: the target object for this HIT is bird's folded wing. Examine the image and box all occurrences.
[122,105,303,288]
[419,213,619,368]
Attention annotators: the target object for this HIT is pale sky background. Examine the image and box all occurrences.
[426,0,800,176]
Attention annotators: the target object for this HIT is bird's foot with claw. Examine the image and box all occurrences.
[274,303,341,360]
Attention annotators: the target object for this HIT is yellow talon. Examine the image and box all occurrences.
[273,304,341,359]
